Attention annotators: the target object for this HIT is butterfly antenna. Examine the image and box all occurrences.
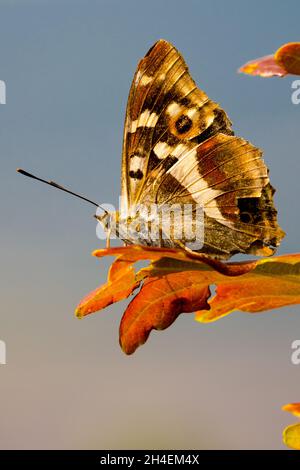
[16,168,109,214]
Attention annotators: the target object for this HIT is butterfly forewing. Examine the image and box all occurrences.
[121,40,232,208]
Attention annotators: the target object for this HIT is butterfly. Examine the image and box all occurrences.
[18,40,285,260]
[98,39,284,259]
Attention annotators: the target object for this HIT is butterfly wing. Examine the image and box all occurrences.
[140,133,284,258]
[121,39,232,214]
[121,40,284,258]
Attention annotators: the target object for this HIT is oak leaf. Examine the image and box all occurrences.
[75,246,300,354]
[76,258,139,318]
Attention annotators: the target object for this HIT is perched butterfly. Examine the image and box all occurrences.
[18,40,285,259]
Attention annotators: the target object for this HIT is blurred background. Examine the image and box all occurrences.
[0,0,299,450]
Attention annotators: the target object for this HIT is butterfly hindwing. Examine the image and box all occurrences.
[140,133,284,258]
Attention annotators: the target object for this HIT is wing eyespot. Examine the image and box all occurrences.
[175,114,193,134]
[239,212,252,223]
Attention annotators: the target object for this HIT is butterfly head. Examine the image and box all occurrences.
[95,207,161,247]
[95,209,123,245]
[95,210,112,229]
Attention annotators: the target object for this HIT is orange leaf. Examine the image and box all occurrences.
[196,254,300,323]
[75,258,139,318]
[283,403,300,419]
[238,54,286,77]
[92,245,256,277]
[239,42,300,77]
[275,42,300,75]
[75,245,300,354]
[119,272,210,355]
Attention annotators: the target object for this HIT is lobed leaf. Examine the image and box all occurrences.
[195,254,300,323]
[75,246,300,354]
[119,272,210,355]
[75,258,139,318]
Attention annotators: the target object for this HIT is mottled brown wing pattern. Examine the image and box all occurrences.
[140,133,284,258]
[121,39,232,212]
[121,39,284,258]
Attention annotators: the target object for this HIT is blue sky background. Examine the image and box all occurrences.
[0,0,300,449]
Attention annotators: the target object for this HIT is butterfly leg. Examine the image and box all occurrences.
[106,227,111,248]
